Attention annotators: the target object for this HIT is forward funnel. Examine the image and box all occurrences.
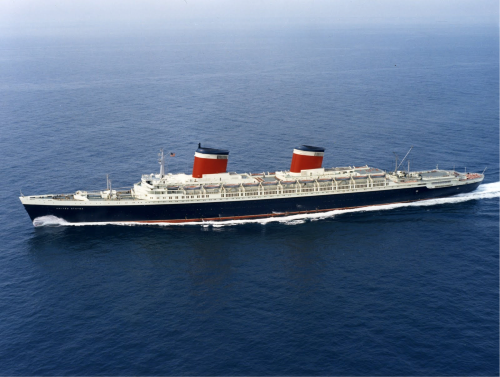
[192,144,230,178]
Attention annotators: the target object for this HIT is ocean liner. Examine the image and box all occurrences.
[20,144,484,225]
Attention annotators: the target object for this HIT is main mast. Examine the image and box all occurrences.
[159,148,165,177]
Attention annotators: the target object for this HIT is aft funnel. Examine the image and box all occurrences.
[192,144,229,178]
[290,145,325,173]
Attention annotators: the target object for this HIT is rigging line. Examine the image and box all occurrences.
[396,146,413,171]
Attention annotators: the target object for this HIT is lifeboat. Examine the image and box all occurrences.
[281,180,296,185]
[242,182,259,187]
[203,184,220,189]
[262,181,278,186]
[299,179,315,184]
[318,178,333,182]
[167,186,180,190]
[184,185,201,190]
[334,176,350,181]
[353,175,368,180]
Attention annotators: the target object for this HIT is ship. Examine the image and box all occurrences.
[20,144,484,225]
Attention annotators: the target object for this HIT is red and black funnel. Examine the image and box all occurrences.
[290,145,325,173]
[192,144,229,178]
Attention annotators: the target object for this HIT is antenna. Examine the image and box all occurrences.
[106,174,110,190]
[396,146,413,171]
[393,152,399,173]
[482,167,487,174]
[158,149,165,177]
[408,159,410,174]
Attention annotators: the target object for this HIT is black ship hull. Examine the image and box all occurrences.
[22,181,481,224]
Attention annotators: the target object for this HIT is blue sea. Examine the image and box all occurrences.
[0,25,498,375]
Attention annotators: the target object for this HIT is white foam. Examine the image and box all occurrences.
[33,215,70,227]
[32,181,500,228]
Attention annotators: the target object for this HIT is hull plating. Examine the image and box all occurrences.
[23,182,481,224]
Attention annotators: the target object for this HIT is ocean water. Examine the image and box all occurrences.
[0,25,498,375]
